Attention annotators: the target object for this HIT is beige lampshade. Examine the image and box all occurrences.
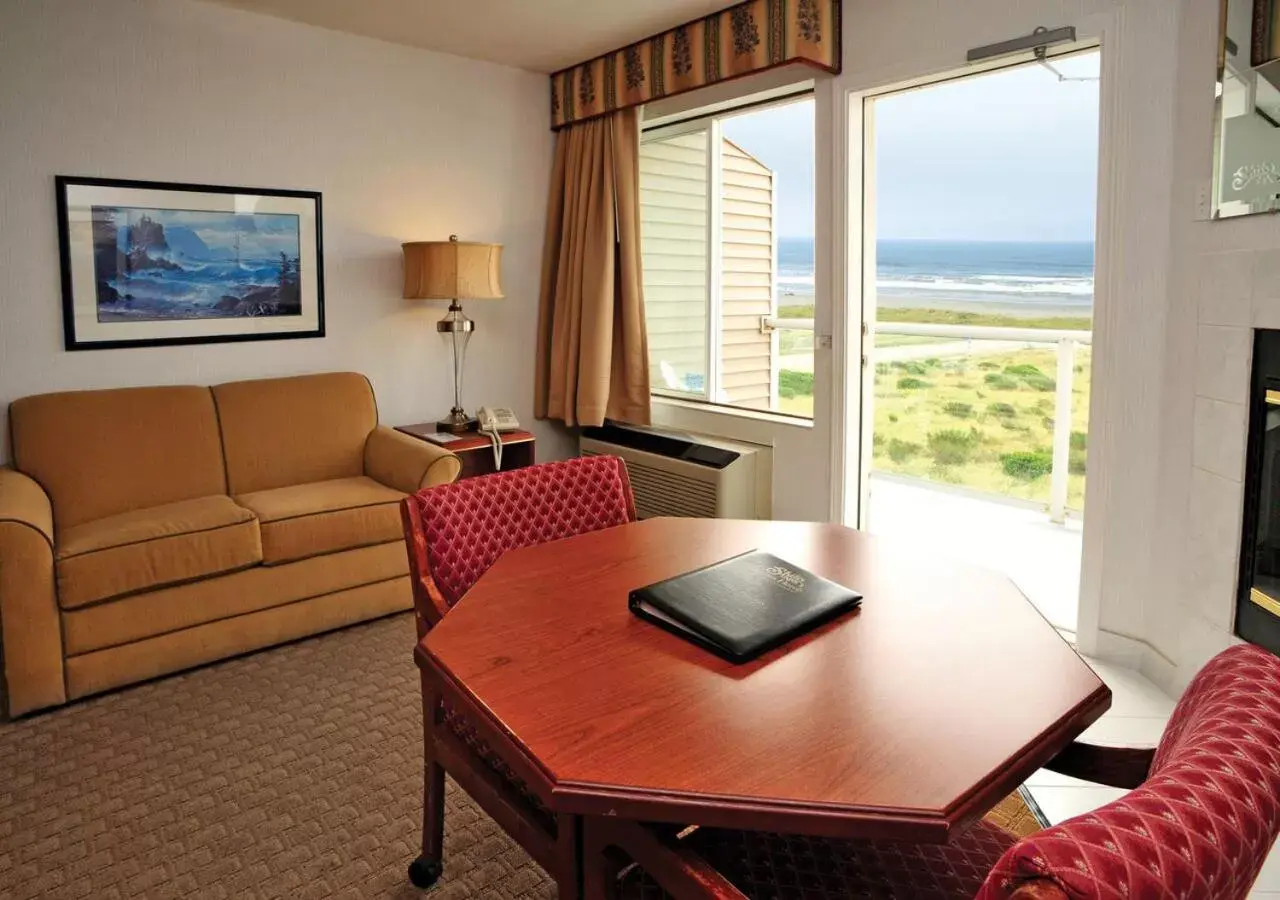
[402,236,504,301]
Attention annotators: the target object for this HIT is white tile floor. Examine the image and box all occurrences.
[1030,655,1280,897]
[867,475,1083,632]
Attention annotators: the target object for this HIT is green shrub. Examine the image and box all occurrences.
[1004,364,1046,378]
[887,439,920,463]
[943,401,974,419]
[1023,374,1056,392]
[897,376,929,390]
[1069,447,1087,475]
[987,402,1017,418]
[1001,450,1053,480]
[875,362,890,375]
[900,361,928,376]
[984,374,1018,390]
[924,357,941,368]
[887,413,899,423]
[1000,420,1030,432]
[1042,416,1055,430]
[930,464,963,483]
[928,428,978,466]
[1070,431,1087,451]
[778,369,814,398]
[978,361,1000,371]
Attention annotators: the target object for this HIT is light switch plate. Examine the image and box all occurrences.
[1196,180,1212,220]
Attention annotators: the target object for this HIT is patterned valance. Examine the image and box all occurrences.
[549,0,841,130]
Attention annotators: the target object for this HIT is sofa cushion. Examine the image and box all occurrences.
[212,373,378,495]
[61,541,410,655]
[235,476,404,565]
[10,385,227,531]
[56,496,262,609]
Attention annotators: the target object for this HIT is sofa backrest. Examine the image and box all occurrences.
[211,372,377,495]
[9,385,227,531]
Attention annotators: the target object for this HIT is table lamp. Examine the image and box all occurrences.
[402,235,504,433]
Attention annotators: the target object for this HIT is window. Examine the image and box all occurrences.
[639,95,816,419]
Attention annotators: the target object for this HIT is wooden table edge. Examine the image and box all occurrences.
[552,781,964,843]
[943,678,1113,835]
[548,682,1112,844]
[416,643,560,798]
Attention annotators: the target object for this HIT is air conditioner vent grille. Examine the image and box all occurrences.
[581,449,718,518]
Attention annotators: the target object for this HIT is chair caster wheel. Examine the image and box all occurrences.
[409,855,443,889]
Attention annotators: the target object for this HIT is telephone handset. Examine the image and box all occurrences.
[476,407,520,470]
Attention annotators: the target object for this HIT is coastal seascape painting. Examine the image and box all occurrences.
[57,177,324,350]
[92,207,302,321]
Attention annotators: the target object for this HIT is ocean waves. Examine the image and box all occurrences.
[778,273,1092,296]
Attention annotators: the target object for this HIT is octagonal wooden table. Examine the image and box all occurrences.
[416,518,1111,897]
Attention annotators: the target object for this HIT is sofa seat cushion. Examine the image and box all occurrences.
[56,496,262,608]
[235,476,405,565]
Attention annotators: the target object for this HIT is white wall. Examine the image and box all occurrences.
[1147,0,1280,693]
[0,0,574,465]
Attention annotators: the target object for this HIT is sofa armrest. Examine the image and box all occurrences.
[365,426,462,494]
[0,467,65,716]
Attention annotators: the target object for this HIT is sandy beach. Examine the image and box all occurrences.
[778,287,1092,320]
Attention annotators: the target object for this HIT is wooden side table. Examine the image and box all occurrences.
[395,424,536,481]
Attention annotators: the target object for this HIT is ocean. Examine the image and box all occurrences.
[778,238,1094,318]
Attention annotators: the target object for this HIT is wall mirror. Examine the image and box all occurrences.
[1215,0,1280,218]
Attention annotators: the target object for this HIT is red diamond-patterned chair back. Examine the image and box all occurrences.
[979,643,1280,899]
[401,455,636,635]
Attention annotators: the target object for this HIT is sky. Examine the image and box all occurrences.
[720,51,1101,242]
[114,208,300,255]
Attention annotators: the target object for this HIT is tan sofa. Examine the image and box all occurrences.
[0,372,460,716]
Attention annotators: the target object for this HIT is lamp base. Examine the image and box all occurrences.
[437,410,477,434]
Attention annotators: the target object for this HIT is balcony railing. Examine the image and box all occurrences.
[762,316,1092,524]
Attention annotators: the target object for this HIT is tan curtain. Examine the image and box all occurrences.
[535,108,650,428]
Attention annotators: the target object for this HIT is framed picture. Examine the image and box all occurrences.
[56,176,324,350]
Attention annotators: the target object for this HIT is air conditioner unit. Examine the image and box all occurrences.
[580,423,764,519]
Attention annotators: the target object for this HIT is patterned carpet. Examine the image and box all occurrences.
[0,613,553,900]
[0,613,1044,899]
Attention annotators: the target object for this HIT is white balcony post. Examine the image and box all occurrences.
[1049,338,1076,524]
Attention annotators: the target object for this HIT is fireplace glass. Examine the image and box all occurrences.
[1239,330,1280,651]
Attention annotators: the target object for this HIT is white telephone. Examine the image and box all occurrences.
[476,406,520,470]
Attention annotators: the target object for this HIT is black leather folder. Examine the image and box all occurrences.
[628,550,861,663]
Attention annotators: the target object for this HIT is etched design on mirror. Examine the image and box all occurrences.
[1233,162,1280,190]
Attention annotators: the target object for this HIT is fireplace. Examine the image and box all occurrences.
[1239,329,1280,652]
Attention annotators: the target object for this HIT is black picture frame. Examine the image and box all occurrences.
[55,175,325,351]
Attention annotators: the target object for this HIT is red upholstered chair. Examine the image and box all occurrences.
[586,643,1280,899]
[399,455,636,896]
[402,453,636,637]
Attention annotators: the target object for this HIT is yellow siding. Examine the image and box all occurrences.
[720,140,774,409]
[640,133,708,393]
[640,133,774,406]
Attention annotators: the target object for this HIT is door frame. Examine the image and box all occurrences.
[826,21,1115,653]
